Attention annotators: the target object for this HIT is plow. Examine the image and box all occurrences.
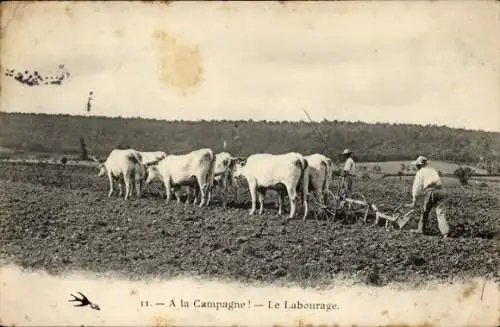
[371,203,416,229]
[299,109,417,230]
[311,176,417,230]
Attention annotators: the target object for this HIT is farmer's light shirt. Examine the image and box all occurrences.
[412,166,442,202]
[343,158,355,175]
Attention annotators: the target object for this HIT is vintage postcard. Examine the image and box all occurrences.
[0,1,499,326]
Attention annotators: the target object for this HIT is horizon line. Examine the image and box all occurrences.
[1,110,499,134]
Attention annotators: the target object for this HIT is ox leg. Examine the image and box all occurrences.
[222,185,228,208]
[206,185,212,206]
[128,179,134,200]
[198,185,206,207]
[135,178,142,198]
[315,190,323,206]
[277,191,284,216]
[107,173,114,198]
[210,183,216,205]
[286,186,298,219]
[233,180,239,204]
[117,178,123,198]
[301,177,310,221]
[174,187,182,205]
[248,181,257,216]
[193,187,199,204]
[302,191,309,221]
[124,175,131,200]
[322,191,328,207]
[208,180,219,206]
[188,186,198,205]
[127,178,134,200]
[194,178,205,207]
[196,175,209,207]
[322,183,330,207]
[258,190,265,215]
[185,187,192,205]
[202,183,211,207]
[113,177,123,198]
[163,177,171,203]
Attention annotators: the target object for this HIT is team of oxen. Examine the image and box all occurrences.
[92,148,334,220]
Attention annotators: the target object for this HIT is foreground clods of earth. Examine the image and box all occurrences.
[0,162,498,287]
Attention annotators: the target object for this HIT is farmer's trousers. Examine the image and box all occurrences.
[342,175,353,197]
[419,187,449,236]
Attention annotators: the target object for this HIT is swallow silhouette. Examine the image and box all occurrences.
[68,292,100,311]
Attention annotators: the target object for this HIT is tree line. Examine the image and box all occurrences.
[0,112,498,172]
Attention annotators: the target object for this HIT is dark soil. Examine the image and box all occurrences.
[0,162,498,287]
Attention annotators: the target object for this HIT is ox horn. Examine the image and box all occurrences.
[91,156,104,164]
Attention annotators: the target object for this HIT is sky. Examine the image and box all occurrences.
[1,1,499,132]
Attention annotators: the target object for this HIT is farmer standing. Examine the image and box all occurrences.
[341,148,356,197]
[408,156,450,238]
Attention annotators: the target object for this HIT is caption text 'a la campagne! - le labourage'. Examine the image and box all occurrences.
[140,299,340,312]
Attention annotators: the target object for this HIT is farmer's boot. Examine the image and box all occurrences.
[410,224,424,234]
[410,212,428,235]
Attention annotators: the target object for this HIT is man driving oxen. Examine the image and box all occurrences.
[340,148,356,197]
[408,155,450,238]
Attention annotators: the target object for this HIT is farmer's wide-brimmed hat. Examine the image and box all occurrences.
[413,155,429,166]
[342,148,353,155]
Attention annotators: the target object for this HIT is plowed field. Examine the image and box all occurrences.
[0,162,498,287]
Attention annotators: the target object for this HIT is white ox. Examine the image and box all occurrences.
[145,148,215,207]
[93,149,157,200]
[304,153,333,206]
[232,152,309,219]
[168,151,240,206]
[137,151,167,165]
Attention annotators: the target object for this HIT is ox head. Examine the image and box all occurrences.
[220,157,236,186]
[91,156,107,177]
[142,151,166,165]
[98,166,107,177]
[145,164,161,184]
[156,151,167,160]
[132,158,160,182]
[230,156,247,184]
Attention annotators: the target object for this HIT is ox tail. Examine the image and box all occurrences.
[325,158,333,192]
[204,149,216,188]
[295,156,309,194]
[123,150,142,169]
[122,152,141,194]
[126,152,148,177]
[320,159,330,192]
[199,149,216,204]
[125,152,141,165]
[295,156,310,219]
[134,152,144,165]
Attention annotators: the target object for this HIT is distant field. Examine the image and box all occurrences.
[0,151,497,187]
[381,175,500,186]
[360,160,488,175]
[1,112,499,167]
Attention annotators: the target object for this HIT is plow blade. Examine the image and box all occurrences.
[374,208,415,229]
[395,209,415,229]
